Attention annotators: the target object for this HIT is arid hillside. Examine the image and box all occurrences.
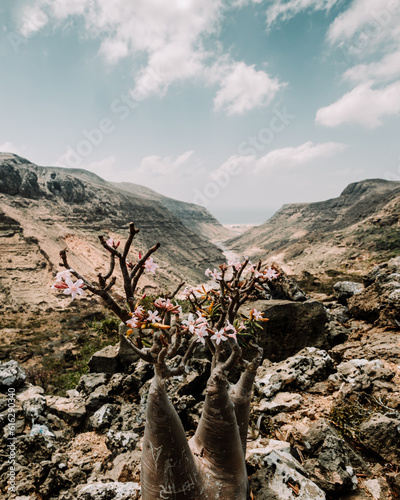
[0,153,227,316]
[227,178,400,275]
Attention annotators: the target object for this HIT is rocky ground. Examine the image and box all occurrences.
[0,259,399,499]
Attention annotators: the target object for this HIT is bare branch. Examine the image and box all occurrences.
[123,222,140,259]
[99,235,122,258]
[170,281,185,299]
[129,242,161,280]
[123,333,153,363]
[102,253,115,281]
[170,337,198,377]
[221,341,241,373]
[167,326,182,358]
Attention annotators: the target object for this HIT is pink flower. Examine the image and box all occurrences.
[195,324,209,345]
[144,257,158,274]
[238,321,246,332]
[106,238,120,249]
[154,298,181,314]
[62,277,85,300]
[182,313,197,334]
[211,329,228,345]
[228,259,242,271]
[183,286,194,298]
[249,265,262,278]
[224,321,237,342]
[205,268,222,281]
[55,269,72,282]
[134,306,145,319]
[264,267,279,280]
[147,310,161,323]
[182,313,208,335]
[251,308,263,321]
[126,316,139,328]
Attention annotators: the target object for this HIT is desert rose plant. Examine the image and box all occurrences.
[52,222,279,500]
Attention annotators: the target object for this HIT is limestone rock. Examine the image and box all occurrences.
[257,392,303,415]
[255,348,334,399]
[77,373,110,394]
[85,384,113,412]
[348,257,400,327]
[75,481,141,499]
[334,281,364,304]
[328,358,395,395]
[106,430,140,454]
[302,420,366,496]
[22,394,46,421]
[0,360,26,388]
[327,304,351,324]
[88,345,121,374]
[46,395,86,426]
[360,413,400,465]
[89,404,119,430]
[249,449,326,499]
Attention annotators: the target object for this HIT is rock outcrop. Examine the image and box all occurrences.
[243,300,330,361]
[348,256,400,327]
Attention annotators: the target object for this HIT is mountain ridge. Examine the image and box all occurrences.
[228,177,400,274]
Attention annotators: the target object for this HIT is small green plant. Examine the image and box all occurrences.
[86,316,120,336]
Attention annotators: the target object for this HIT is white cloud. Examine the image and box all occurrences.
[211,154,255,180]
[213,62,283,115]
[316,81,400,128]
[327,0,400,46]
[255,141,347,173]
[17,0,284,115]
[0,141,24,155]
[137,151,194,176]
[265,0,339,28]
[343,49,400,84]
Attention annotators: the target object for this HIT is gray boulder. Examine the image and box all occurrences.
[333,281,364,304]
[75,481,140,499]
[243,300,330,362]
[88,345,121,374]
[106,429,140,454]
[248,447,326,499]
[302,420,365,496]
[45,395,86,426]
[328,359,395,395]
[255,348,334,399]
[77,373,110,395]
[89,404,119,430]
[360,413,400,465]
[348,257,400,327]
[0,360,26,388]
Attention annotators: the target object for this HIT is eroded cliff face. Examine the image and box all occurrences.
[227,178,400,274]
[0,154,226,314]
[112,182,233,242]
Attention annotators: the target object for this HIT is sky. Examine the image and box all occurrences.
[1,0,400,224]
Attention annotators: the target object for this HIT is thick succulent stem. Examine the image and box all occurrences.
[229,345,263,455]
[190,367,248,499]
[141,375,204,500]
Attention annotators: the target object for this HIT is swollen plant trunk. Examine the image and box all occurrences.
[141,368,253,500]
[141,374,204,499]
[230,363,261,456]
[189,368,249,499]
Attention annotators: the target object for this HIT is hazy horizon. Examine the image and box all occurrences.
[1,0,400,223]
